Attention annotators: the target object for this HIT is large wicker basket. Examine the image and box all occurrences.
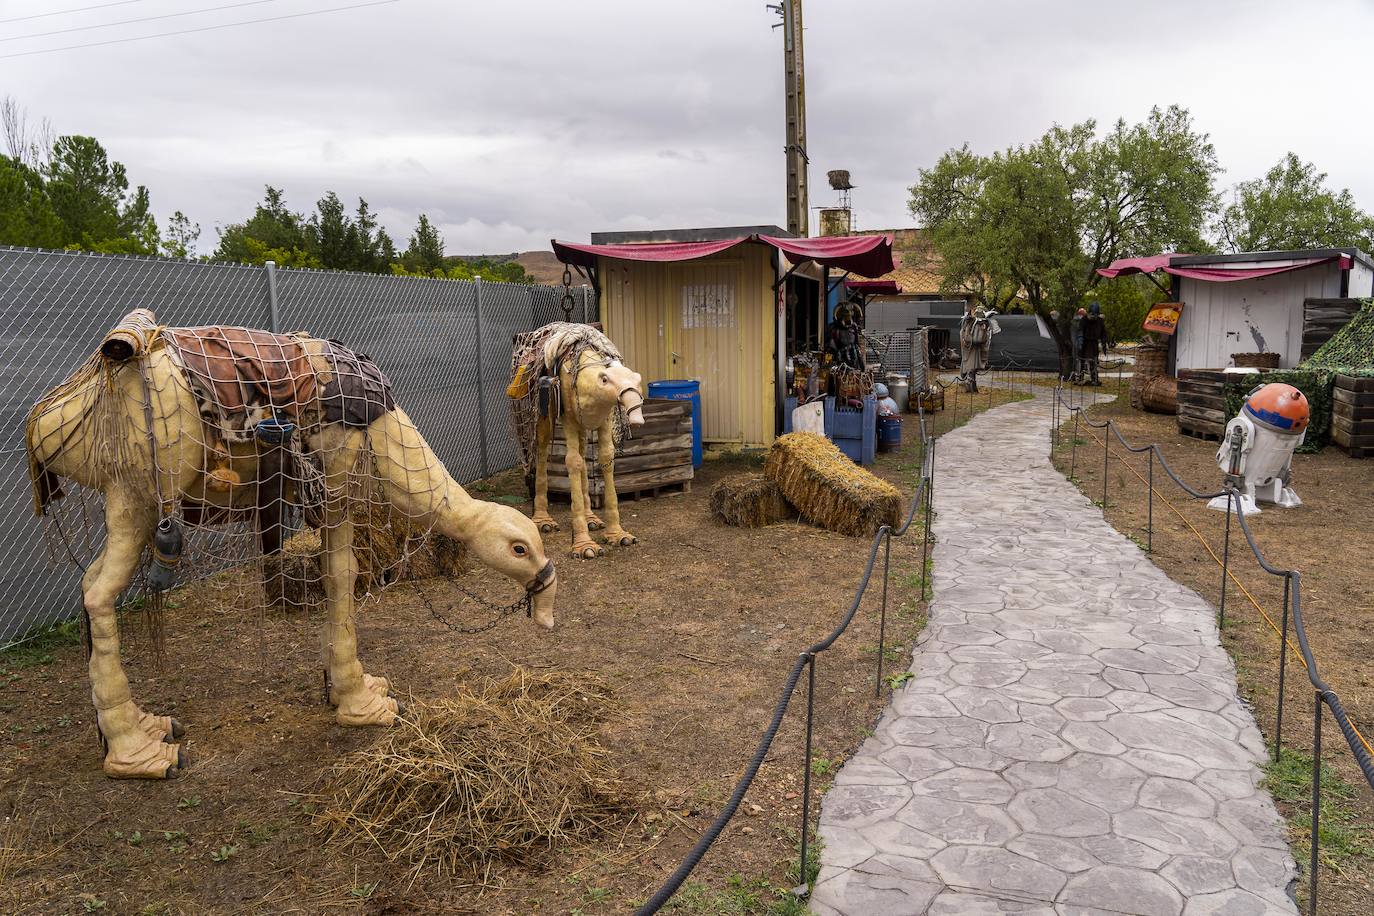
[1231,351,1280,370]
[1141,375,1178,415]
[1129,343,1169,409]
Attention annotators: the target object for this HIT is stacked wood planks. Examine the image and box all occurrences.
[545,398,694,508]
[1176,368,1230,439]
[1332,374,1374,458]
[1302,298,1362,362]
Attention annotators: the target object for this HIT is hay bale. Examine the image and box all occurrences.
[710,473,795,527]
[764,432,902,537]
[316,667,625,881]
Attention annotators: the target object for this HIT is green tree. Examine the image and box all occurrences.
[0,154,64,247]
[401,213,445,273]
[1218,152,1374,252]
[161,210,200,258]
[43,135,158,253]
[910,105,1219,348]
[311,191,352,268]
[214,186,316,265]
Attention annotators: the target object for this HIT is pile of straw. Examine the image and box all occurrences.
[316,667,625,882]
[764,432,902,537]
[710,473,795,528]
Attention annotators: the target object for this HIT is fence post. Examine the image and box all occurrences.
[264,259,282,333]
[474,277,490,478]
[1102,425,1109,508]
[876,531,891,698]
[1146,449,1154,553]
[919,439,935,603]
[1070,410,1079,481]
[797,654,817,897]
[1275,574,1291,761]
[582,285,591,323]
[1310,694,1322,916]
[1219,491,1232,628]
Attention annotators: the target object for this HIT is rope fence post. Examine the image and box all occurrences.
[1101,423,1109,509]
[1310,693,1322,916]
[920,439,935,602]
[796,654,817,898]
[1275,573,1291,761]
[1146,448,1155,553]
[875,531,891,698]
[1219,491,1232,628]
[1070,409,1079,481]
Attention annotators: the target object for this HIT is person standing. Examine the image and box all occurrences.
[1081,301,1107,386]
[958,303,997,393]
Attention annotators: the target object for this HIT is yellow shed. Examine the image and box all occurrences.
[552,227,896,449]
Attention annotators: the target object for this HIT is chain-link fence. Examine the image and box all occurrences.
[0,246,592,646]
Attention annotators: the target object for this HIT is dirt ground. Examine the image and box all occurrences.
[0,390,1024,916]
[1051,382,1374,915]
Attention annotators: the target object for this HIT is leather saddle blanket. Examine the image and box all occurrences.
[163,327,395,442]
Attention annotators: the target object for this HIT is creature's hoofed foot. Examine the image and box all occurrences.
[103,733,187,779]
[586,513,606,531]
[570,539,604,560]
[334,687,400,727]
[137,710,185,743]
[601,528,638,547]
[531,513,561,533]
[330,673,392,707]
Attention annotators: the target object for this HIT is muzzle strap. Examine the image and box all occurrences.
[527,559,556,595]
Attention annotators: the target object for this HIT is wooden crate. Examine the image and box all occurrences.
[1302,298,1362,361]
[1176,368,1229,440]
[545,398,695,507]
[1332,375,1374,458]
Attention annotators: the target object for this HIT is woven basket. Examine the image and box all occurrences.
[1129,343,1169,409]
[1231,351,1280,370]
[1140,375,1178,415]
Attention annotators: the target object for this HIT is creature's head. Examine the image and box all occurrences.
[1049,309,1060,320]
[465,503,558,629]
[577,354,645,428]
[1088,301,1102,316]
[1076,307,1087,317]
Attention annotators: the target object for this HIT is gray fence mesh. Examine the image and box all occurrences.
[0,246,594,646]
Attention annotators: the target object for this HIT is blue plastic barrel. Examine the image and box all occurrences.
[648,379,702,467]
[877,415,902,452]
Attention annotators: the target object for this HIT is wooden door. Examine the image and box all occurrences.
[669,260,743,442]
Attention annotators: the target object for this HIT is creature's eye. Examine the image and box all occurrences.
[513,543,528,557]
[599,372,610,384]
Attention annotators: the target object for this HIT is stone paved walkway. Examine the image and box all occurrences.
[813,393,1297,915]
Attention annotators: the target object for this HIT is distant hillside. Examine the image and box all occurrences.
[452,250,592,287]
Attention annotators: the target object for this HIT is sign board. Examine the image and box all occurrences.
[1143,302,1183,336]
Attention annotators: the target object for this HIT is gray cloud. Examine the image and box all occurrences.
[9,0,1374,255]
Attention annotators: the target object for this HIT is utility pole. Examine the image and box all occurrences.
[770,0,808,237]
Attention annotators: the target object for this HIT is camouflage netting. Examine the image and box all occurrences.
[1221,298,1374,451]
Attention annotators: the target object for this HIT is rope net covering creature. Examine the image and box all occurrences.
[507,321,627,470]
[25,308,466,628]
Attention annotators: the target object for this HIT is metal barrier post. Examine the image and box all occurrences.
[876,531,891,697]
[264,259,281,333]
[1070,410,1079,480]
[1219,491,1232,627]
[1146,450,1154,553]
[474,277,490,478]
[920,440,935,602]
[1310,695,1321,916]
[1275,574,1291,761]
[797,654,817,898]
[1102,426,1109,508]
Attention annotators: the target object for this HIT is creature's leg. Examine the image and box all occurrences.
[321,503,400,726]
[564,417,602,559]
[87,491,186,779]
[584,438,605,531]
[597,417,636,547]
[530,414,560,533]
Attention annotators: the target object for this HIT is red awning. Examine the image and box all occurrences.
[758,233,895,278]
[1096,254,1178,279]
[551,232,897,278]
[845,279,902,294]
[550,237,749,269]
[1167,255,1351,282]
[1098,253,1351,282]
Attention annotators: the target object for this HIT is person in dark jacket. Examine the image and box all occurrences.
[1081,301,1107,386]
[1070,308,1086,382]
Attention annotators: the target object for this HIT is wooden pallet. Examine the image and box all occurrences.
[1178,421,1222,442]
[544,398,696,507]
[1302,299,1361,361]
[1332,375,1374,458]
[1176,368,1230,439]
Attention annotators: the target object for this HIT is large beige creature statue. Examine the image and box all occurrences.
[26,309,556,779]
[509,323,645,559]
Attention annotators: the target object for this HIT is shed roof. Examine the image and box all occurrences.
[551,232,896,278]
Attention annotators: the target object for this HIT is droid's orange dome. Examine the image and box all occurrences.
[1243,383,1310,433]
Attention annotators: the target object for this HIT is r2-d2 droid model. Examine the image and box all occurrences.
[1208,383,1310,516]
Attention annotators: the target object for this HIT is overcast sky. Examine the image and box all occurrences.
[7,0,1374,256]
